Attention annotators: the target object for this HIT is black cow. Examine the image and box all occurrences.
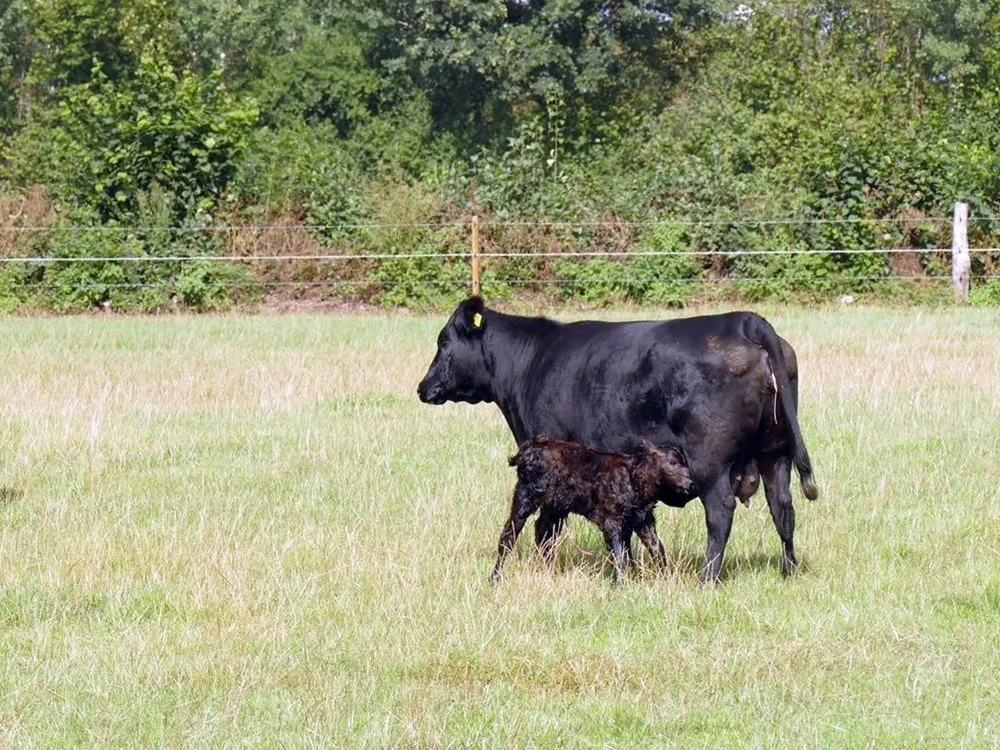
[418,297,818,583]
[493,437,696,584]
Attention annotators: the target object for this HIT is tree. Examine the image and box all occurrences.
[39,56,258,222]
[349,0,710,149]
[26,0,180,90]
[0,0,30,132]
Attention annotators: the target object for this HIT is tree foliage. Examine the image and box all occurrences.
[1,0,1000,310]
[42,57,256,221]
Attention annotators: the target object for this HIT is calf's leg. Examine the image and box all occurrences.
[631,511,667,569]
[601,524,629,586]
[491,483,539,582]
[533,507,567,565]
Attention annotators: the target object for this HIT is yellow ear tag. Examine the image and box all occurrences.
[473,312,483,328]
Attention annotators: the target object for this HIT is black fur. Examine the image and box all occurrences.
[419,298,819,582]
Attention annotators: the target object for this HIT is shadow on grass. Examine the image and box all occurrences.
[722,551,815,580]
[547,541,813,583]
[0,487,24,505]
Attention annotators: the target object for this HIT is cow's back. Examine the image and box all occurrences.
[514,316,774,483]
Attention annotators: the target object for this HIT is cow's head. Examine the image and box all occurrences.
[417,296,494,405]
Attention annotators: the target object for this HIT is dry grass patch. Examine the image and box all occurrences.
[1,306,999,746]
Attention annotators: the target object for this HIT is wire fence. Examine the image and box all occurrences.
[1,247,999,263]
[3,213,1000,231]
[2,274,999,290]
[2,212,999,304]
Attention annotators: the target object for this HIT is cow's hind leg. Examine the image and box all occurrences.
[701,474,737,585]
[491,483,538,582]
[761,454,798,576]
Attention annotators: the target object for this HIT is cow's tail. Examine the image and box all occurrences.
[745,315,819,501]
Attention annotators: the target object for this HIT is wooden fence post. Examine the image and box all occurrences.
[952,201,970,304]
[471,215,481,296]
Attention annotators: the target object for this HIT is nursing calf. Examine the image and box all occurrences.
[419,297,819,582]
[491,437,695,584]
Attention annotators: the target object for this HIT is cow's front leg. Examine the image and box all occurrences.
[534,506,566,565]
[701,473,737,585]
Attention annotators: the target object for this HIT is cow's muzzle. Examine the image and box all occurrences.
[417,379,445,404]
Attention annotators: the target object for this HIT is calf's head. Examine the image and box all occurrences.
[417,296,493,405]
[633,440,696,498]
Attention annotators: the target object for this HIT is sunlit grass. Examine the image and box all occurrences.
[1,306,999,746]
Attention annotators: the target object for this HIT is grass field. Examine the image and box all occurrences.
[1,305,999,747]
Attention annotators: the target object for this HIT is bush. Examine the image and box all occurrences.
[233,122,367,242]
[0,193,260,312]
[369,228,471,310]
[554,224,696,306]
[174,259,260,310]
[9,55,257,225]
[970,279,1000,307]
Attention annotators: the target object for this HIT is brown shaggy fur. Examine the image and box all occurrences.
[491,437,695,584]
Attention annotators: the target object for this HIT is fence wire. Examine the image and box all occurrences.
[5,274,998,290]
[0,247,998,264]
[2,214,1000,233]
[3,216,997,301]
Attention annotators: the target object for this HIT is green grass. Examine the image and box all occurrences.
[1,306,999,747]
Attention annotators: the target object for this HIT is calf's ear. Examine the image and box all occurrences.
[457,296,487,336]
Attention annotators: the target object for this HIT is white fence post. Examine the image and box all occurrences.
[952,202,970,304]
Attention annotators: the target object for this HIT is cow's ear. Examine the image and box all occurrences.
[458,296,487,336]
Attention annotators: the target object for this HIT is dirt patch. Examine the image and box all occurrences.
[888,250,926,278]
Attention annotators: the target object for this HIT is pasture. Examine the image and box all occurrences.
[1,305,999,747]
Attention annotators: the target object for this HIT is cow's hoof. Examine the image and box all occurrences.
[699,570,723,588]
[780,556,799,578]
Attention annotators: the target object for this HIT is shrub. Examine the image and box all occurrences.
[11,55,257,225]
[554,224,696,306]
[369,228,471,310]
[970,279,1000,307]
[174,259,260,310]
